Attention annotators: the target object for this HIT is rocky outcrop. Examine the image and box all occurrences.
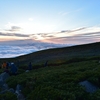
[0,72,25,100]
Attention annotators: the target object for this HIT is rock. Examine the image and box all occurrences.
[79,80,99,93]
[25,70,29,72]
[2,83,9,90]
[0,72,10,87]
[15,84,25,100]
[16,84,22,92]
[0,72,10,82]
[16,90,25,100]
[0,73,25,99]
[0,79,4,87]
[17,93,25,100]
[8,88,15,93]
[0,90,7,94]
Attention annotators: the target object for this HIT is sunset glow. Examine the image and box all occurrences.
[0,0,100,45]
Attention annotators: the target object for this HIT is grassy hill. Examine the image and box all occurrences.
[1,42,100,66]
[0,42,100,99]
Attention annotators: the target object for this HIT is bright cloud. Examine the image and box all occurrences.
[4,21,56,34]
[28,18,33,21]
[36,26,100,44]
[0,25,100,45]
[0,39,67,58]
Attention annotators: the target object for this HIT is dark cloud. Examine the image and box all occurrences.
[69,32,100,39]
[6,26,22,32]
[0,32,29,37]
[43,31,100,44]
[13,33,29,37]
[41,34,55,38]
[0,26,100,45]
[72,27,86,32]
[60,27,86,33]
[58,32,100,40]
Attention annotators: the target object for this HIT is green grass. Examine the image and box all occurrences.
[5,58,100,100]
[0,92,17,100]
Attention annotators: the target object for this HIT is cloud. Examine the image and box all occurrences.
[0,25,29,38]
[0,32,29,37]
[7,26,22,32]
[0,45,38,58]
[58,11,69,16]
[37,26,100,44]
[28,18,33,21]
[44,35,97,44]
[0,39,68,58]
[0,25,100,45]
[58,8,83,16]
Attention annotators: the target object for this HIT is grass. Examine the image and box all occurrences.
[5,58,100,100]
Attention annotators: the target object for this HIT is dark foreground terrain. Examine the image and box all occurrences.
[0,42,100,99]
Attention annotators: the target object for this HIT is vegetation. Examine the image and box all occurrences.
[0,92,17,100]
[0,42,100,99]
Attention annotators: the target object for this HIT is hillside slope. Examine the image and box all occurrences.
[0,42,100,99]
[0,42,100,65]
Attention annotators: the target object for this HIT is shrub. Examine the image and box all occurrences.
[0,92,17,100]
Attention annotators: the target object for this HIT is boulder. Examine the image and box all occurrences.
[2,83,9,90]
[79,80,99,93]
[25,70,29,72]
[16,84,22,92]
[0,72,10,82]
[17,93,25,100]
[0,79,4,87]
[8,88,15,93]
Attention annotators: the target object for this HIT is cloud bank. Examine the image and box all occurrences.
[34,26,100,44]
[0,40,68,58]
[0,26,100,45]
[0,26,100,58]
[7,26,22,32]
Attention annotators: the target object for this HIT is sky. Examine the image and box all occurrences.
[0,0,100,44]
